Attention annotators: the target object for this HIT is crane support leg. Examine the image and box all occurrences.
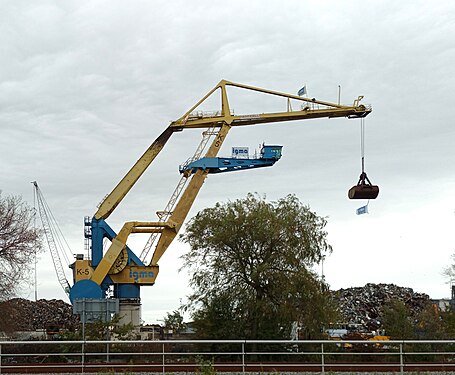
[150,123,232,265]
[90,221,177,285]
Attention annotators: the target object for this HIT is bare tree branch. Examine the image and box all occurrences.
[0,192,42,301]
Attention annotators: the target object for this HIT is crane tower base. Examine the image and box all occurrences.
[118,301,142,327]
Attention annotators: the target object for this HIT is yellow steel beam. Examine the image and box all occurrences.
[170,107,370,129]
[150,123,232,265]
[90,221,176,285]
[170,80,370,130]
[91,236,128,284]
[95,126,177,220]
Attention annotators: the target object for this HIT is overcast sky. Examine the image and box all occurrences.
[1,0,455,323]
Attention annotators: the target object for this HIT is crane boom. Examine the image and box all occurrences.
[95,126,176,220]
[94,80,370,222]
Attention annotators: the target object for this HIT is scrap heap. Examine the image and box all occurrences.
[0,298,79,333]
[0,283,432,337]
[333,283,430,332]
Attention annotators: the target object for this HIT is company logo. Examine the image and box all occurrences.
[232,147,249,158]
[129,268,155,281]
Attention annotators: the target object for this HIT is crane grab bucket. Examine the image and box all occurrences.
[348,172,379,200]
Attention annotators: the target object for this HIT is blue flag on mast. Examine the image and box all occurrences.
[298,86,306,96]
[356,205,369,215]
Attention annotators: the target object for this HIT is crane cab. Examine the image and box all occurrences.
[260,145,282,160]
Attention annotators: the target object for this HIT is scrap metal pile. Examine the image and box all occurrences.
[0,283,431,336]
[0,298,79,332]
[333,283,430,332]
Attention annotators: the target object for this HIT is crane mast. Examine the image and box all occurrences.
[69,80,372,321]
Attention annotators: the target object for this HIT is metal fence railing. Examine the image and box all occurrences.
[1,339,455,374]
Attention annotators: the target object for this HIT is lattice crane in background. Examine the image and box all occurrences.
[68,80,373,322]
[32,181,72,297]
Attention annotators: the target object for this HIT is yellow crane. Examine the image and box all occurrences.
[69,80,372,322]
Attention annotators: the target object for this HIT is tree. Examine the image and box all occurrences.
[0,192,42,301]
[83,314,137,340]
[440,310,455,338]
[382,300,415,339]
[414,303,444,339]
[443,254,455,302]
[180,193,336,340]
[443,254,455,282]
[163,310,186,335]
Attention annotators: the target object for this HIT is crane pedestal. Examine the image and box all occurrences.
[118,301,142,327]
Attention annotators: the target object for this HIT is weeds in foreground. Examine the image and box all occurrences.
[196,356,217,375]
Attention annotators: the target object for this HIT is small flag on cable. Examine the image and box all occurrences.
[356,204,369,215]
[298,86,306,96]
